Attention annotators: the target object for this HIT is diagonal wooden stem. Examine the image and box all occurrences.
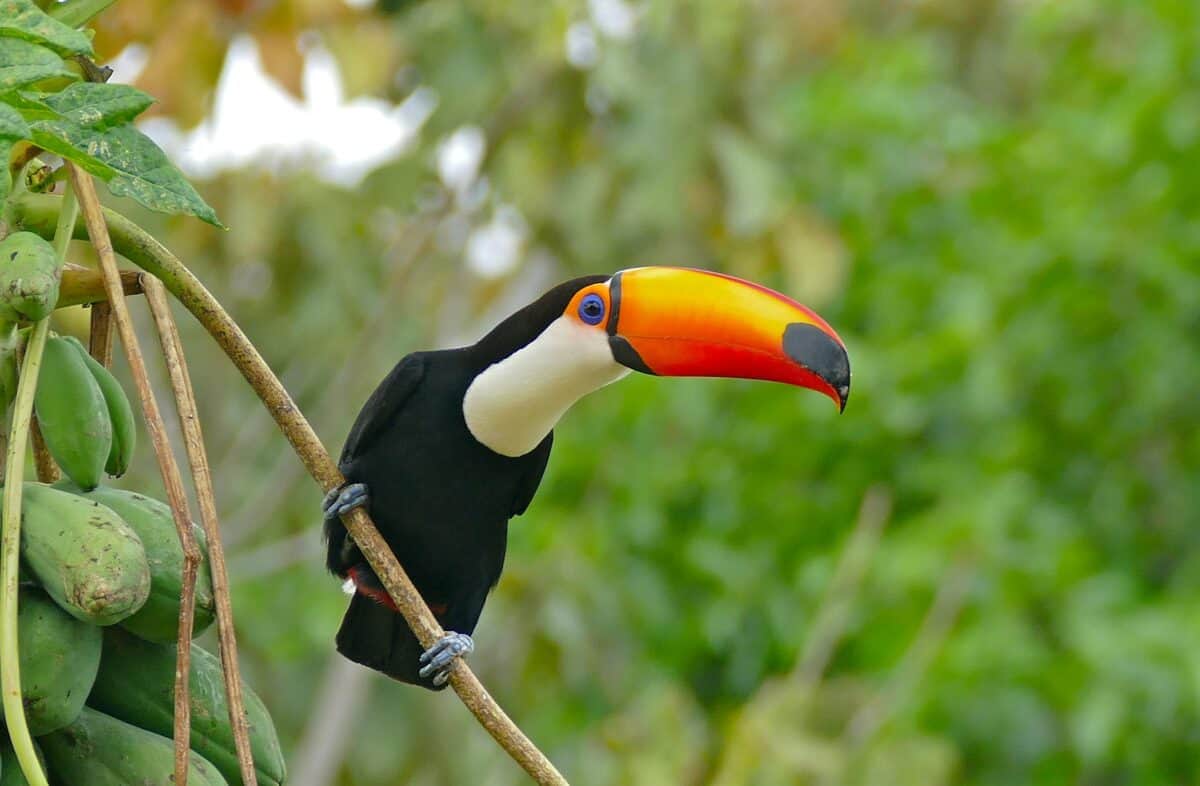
[10,191,569,785]
[28,415,59,483]
[143,275,258,786]
[88,300,114,367]
[65,166,200,786]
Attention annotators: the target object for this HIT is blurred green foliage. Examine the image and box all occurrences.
[99,0,1200,783]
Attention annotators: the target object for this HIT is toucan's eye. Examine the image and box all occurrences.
[579,293,605,325]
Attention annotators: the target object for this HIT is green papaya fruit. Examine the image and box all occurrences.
[33,336,112,490]
[0,735,47,786]
[53,481,215,642]
[0,232,61,323]
[60,337,136,477]
[39,707,228,786]
[88,630,285,786]
[18,482,149,626]
[0,587,101,735]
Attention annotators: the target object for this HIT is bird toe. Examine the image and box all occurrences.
[323,482,370,520]
[418,632,474,683]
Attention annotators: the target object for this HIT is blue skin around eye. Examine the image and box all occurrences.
[579,294,605,325]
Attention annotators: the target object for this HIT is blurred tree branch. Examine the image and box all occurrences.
[794,486,893,690]
[290,654,371,786]
[842,557,974,749]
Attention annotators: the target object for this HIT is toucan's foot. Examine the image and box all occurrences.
[418,632,474,686]
[323,482,369,521]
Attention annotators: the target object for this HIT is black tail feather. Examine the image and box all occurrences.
[335,593,446,691]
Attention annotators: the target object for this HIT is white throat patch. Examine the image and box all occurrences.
[463,316,630,457]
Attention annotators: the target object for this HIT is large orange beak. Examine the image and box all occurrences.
[606,267,851,410]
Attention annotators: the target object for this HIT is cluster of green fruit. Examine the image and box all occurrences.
[0,232,285,784]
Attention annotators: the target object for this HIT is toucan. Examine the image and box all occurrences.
[323,266,850,689]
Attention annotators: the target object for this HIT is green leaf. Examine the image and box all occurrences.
[0,102,31,204]
[47,0,117,29]
[0,0,93,56]
[0,38,75,91]
[39,82,154,129]
[2,89,58,122]
[30,120,223,226]
[18,79,218,226]
[0,101,30,141]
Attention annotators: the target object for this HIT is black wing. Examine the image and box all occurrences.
[511,432,553,517]
[326,353,425,575]
[340,353,426,466]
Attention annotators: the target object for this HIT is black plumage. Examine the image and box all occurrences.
[325,276,605,688]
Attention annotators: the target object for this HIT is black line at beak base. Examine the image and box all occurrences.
[606,272,622,336]
[609,336,656,375]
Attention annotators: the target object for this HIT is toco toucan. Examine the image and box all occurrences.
[323,266,850,689]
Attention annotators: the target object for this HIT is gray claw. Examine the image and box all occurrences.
[323,482,369,520]
[418,632,474,685]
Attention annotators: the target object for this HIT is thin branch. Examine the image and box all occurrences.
[143,276,258,786]
[842,558,973,748]
[10,192,569,785]
[64,167,198,786]
[706,487,893,786]
[289,654,371,786]
[794,486,892,689]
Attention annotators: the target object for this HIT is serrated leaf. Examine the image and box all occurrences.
[30,120,222,226]
[0,101,30,140]
[0,37,75,91]
[0,0,93,56]
[39,82,154,129]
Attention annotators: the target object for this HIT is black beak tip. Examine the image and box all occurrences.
[783,322,850,412]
